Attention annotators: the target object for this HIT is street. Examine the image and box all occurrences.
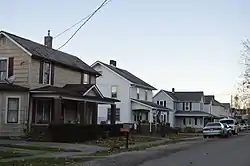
[139,132,250,166]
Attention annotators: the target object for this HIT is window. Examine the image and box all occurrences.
[163,114,166,123]
[189,118,192,125]
[183,118,186,125]
[145,90,148,100]
[6,97,20,123]
[185,102,190,111]
[111,86,117,98]
[83,73,89,84]
[195,117,197,125]
[157,101,159,105]
[163,101,166,107]
[43,62,51,84]
[107,108,120,121]
[136,88,140,99]
[0,58,7,81]
[167,112,169,122]
[36,99,52,124]
[159,100,163,106]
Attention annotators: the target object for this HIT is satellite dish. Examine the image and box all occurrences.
[4,75,15,84]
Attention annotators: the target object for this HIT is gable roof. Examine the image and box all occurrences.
[204,95,224,107]
[93,61,156,90]
[222,103,230,109]
[0,31,99,75]
[131,98,171,112]
[163,90,203,102]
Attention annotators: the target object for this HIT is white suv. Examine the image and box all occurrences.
[219,118,239,135]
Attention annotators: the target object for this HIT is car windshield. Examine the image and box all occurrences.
[219,120,234,125]
[206,123,221,127]
[223,124,229,128]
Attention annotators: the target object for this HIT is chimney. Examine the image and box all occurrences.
[44,30,53,48]
[172,88,175,93]
[110,60,117,67]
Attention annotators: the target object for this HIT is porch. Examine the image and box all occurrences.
[29,84,119,126]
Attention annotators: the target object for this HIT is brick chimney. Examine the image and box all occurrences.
[110,60,117,67]
[44,30,53,48]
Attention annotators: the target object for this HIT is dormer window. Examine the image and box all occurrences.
[0,58,7,80]
[43,62,51,85]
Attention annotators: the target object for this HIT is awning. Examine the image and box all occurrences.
[30,84,119,104]
[175,111,218,117]
[131,98,172,112]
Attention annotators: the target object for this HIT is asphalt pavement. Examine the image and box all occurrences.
[139,132,250,166]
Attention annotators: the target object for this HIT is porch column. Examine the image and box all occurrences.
[110,104,116,124]
[53,98,63,124]
[92,103,98,124]
[79,102,86,124]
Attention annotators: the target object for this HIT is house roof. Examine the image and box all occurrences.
[204,95,224,107]
[163,90,204,101]
[131,98,171,111]
[0,83,29,91]
[222,103,230,109]
[0,31,100,75]
[95,61,156,90]
[30,85,119,103]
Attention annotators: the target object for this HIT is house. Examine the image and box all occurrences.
[91,60,170,128]
[0,30,119,136]
[204,95,227,118]
[221,103,232,117]
[153,88,216,130]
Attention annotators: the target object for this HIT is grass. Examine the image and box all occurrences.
[86,135,160,148]
[0,144,81,152]
[0,151,30,159]
[0,157,92,166]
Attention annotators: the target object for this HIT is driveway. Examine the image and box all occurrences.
[139,132,250,166]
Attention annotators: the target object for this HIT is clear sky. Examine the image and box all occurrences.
[1,0,250,103]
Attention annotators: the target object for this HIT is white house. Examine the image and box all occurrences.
[153,89,216,130]
[91,60,170,127]
[204,95,229,118]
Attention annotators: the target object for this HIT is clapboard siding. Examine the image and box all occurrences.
[0,92,28,136]
[0,37,30,87]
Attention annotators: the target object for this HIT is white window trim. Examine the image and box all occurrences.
[111,85,118,98]
[136,88,140,99]
[5,96,21,124]
[42,62,52,85]
[0,57,9,80]
[159,100,164,106]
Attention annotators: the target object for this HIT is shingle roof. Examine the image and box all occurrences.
[131,99,171,111]
[204,95,224,106]
[1,31,99,75]
[98,61,156,90]
[30,85,119,103]
[0,83,29,91]
[163,90,203,101]
[175,111,217,117]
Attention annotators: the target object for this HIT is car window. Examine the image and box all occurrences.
[206,123,221,127]
[219,120,234,124]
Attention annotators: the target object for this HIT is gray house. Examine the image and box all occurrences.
[153,88,215,130]
[91,60,170,128]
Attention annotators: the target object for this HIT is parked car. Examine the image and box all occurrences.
[219,118,239,135]
[239,123,246,131]
[203,122,228,138]
[223,123,232,136]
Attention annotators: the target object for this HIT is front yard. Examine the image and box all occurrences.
[0,150,30,159]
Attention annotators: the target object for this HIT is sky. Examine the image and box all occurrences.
[1,0,250,103]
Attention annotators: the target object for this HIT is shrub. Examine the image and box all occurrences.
[184,127,195,133]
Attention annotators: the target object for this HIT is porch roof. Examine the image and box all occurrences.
[0,83,29,91]
[29,85,119,104]
[131,98,171,112]
[175,111,218,117]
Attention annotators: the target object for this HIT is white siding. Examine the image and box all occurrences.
[130,86,153,101]
[153,91,174,109]
[93,63,131,123]
[191,102,201,111]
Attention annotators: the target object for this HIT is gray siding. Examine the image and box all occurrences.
[0,92,28,136]
[153,91,174,109]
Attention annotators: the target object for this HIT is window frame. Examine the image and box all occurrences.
[0,57,8,81]
[145,90,148,101]
[107,108,120,121]
[111,85,118,98]
[136,88,140,99]
[5,96,21,124]
[42,61,52,85]
[83,73,89,84]
[35,99,52,124]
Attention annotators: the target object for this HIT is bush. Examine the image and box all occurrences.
[184,127,195,133]
[48,124,123,143]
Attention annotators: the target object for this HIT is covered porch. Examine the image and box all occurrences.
[29,84,119,126]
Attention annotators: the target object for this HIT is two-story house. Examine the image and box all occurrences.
[153,88,216,130]
[204,95,227,119]
[0,30,119,137]
[91,60,169,129]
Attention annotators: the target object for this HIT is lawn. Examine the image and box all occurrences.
[86,135,160,148]
[0,144,81,152]
[0,150,30,159]
[0,157,92,166]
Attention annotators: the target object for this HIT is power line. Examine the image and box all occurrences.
[54,0,111,39]
[57,0,111,50]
